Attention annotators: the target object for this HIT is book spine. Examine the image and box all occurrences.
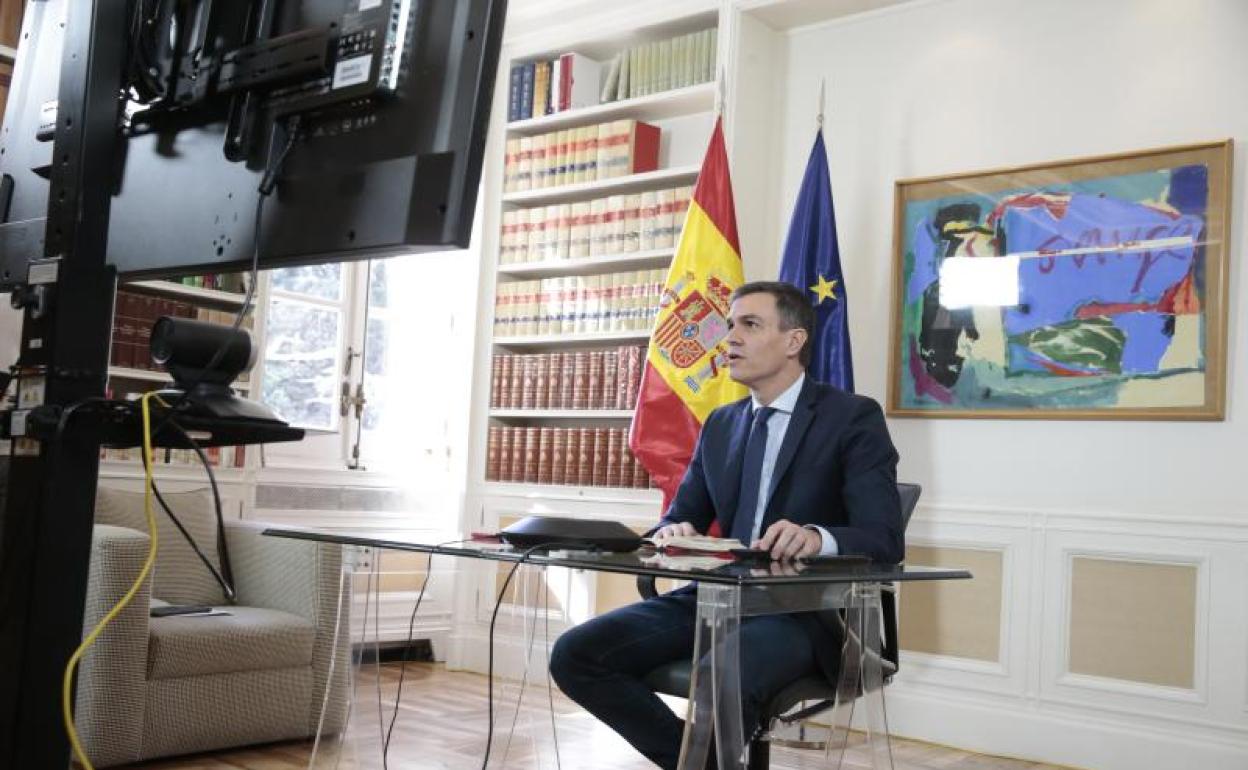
[576,427,593,486]
[563,428,580,486]
[622,194,640,254]
[587,350,604,410]
[510,426,527,482]
[601,347,618,412]
[629,121,661,175]
[508,64,523,121]
[523,426,540,483]
[537,427,554,485]
[546,351,563,410]
[605,428,622,487]
[556,203,572,260]
[489,353,502,408]
[497,426,513,482]
[550,427,567,485]
[520,354,536,409]
[591,428,608,486]
[558,350,575,409]
[572,351,589,409]
[486,426,501,480]
[506,352,523,409]
[533,352,549,409]
[520,61,536,120]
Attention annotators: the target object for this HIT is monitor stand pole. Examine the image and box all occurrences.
[0,2,126,767]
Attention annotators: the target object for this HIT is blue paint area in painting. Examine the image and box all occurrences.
[1167,164,1208,215]
[908,217,940,303]
[1002,194,1200,332]
[1115,312,1171,373]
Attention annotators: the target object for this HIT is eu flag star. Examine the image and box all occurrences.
[809,275,839,304]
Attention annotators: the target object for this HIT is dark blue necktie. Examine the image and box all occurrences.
[730,406,776,545]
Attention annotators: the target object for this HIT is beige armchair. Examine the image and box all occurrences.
[74,487,350,767]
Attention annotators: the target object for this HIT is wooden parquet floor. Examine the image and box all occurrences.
[128,663,1070,770]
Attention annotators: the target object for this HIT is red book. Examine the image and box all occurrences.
[533,354,549,410]
[605,428,622,487]
[563,428,580,486]
[537,427,554,484]
[591,428,608,487]
[576,427,593,486]
[622,345,643,410]
[486,426,501,480]
[507,353,524,409]
[601,348,618,412]
[523,427,540,483]
[587,351,604,410]
[520,355,537,410]
[510,427,527,482]
[497,355,513,409]
[550,428,567,485]
[558,351,575,409]
[498,426,514,482]
[546,352,563,411]
[572,351,590,409]
[489,354,503,409]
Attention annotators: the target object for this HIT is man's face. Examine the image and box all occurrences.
[725,292,802,388]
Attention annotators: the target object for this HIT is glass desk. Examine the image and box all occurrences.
[265,527,971,770]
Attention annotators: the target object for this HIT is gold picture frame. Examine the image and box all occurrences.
[888,140,1232,420]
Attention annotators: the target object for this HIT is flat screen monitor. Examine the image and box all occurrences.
[0,0,507,282]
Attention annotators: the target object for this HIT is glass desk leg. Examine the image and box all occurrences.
[678,583,746,770]
[826,583,893,770]
[309,544,379,769]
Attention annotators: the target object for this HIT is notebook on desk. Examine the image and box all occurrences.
[499,516,643,553]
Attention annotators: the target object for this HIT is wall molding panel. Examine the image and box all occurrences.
[890,500,1248,769]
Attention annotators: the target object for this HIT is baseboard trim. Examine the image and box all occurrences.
[885,686,1248,770]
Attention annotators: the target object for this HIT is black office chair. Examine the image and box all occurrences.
[636,483,922,769]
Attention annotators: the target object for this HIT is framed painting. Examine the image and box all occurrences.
[888,140,1232,419]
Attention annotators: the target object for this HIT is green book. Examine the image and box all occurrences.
[617,49,630,101]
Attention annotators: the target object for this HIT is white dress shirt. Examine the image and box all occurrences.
[745,373,839,555]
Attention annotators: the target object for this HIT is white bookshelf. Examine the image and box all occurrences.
[123,280,249,308]
[108,366,253,391]
[498,248,674,278]
[505,82,715,135]
[502,164,700,206]
[493,329,651,347]
[490,409,634,419]
[484,481,661,505]
[455,3,724,678]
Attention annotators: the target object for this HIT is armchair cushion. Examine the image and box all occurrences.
[94,487,226,606]
[147,607,316,680]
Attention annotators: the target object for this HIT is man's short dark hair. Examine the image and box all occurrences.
[730,281,816,367]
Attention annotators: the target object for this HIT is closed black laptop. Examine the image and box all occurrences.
[499,516,642,553]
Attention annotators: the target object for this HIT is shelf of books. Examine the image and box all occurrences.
[101,271,258,478]
[125,279,249,308]
[481,14,719,504]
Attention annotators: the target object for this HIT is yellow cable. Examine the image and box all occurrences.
[62,392,165,769]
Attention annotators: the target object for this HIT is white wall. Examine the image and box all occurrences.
[740,1,1248,767]
[772,0,1246,514]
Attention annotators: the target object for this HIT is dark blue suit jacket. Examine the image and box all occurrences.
[658,376,903,564]
[655,376,903,682]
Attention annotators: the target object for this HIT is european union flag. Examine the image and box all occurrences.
[779,131,854,391]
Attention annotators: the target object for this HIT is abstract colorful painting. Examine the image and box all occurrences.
[888,141,1231,419]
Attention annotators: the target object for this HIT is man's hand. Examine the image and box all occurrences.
[756,520,821,560]
[652,521,698,541]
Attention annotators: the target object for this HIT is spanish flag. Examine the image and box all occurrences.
[629,117,747,509]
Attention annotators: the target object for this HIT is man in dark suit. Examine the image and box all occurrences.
[550,281,903,769]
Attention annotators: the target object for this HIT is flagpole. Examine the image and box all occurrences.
[817,77,825,131]
[716,65,726,115]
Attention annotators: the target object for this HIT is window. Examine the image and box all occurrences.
[257,252,475,477]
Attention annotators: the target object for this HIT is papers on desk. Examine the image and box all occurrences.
[640,552,733,572]
[643,534,744,555]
